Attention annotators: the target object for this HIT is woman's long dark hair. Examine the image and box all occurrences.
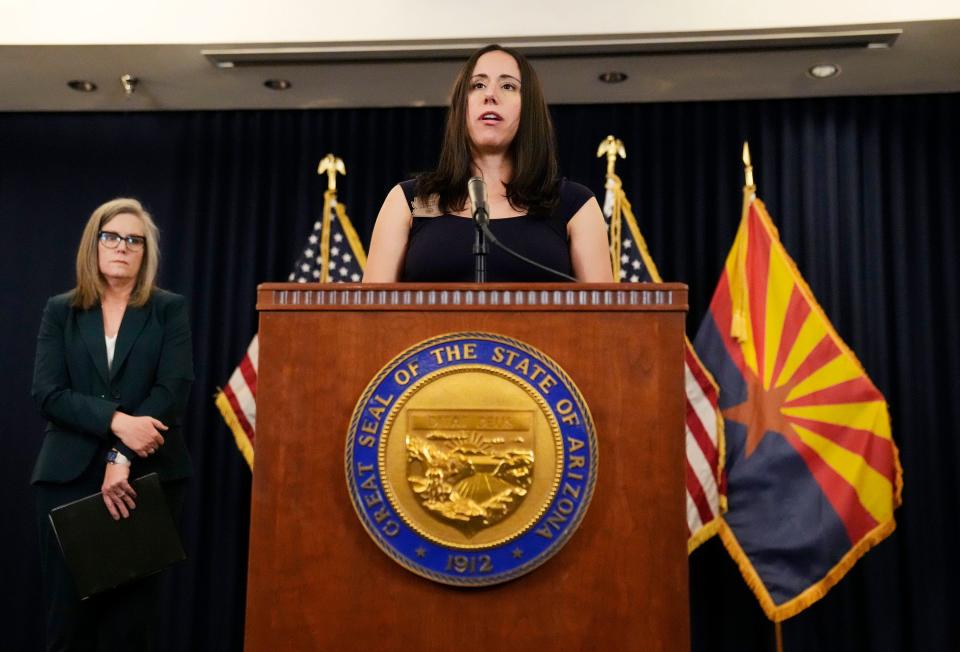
[415,44,560,215]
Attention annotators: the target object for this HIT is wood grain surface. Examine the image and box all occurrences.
[245,283,690,651]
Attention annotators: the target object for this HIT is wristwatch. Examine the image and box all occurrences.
[106,448,132,466]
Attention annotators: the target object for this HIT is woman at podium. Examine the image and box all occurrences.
[363,44,613,283]
[31,198,193,651]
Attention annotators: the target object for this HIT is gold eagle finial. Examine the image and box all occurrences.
[597,135,626,178]
[317,153,346,191]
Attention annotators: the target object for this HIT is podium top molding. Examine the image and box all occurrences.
[257,282,687,312]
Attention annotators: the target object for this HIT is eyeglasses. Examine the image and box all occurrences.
[99,231,146,251]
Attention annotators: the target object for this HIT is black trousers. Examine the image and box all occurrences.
[35,457,186,652]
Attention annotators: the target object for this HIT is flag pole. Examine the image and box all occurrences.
[741,143,786,652]
[317,153,346,283]
[596,135,626,278]
[730,142,756,342]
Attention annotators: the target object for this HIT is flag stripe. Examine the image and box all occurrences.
[222,382,255,445]
[791,424,894,524]
[686,344,720,404]
[788,416,896,484]
[239,353,258,398]
[747,204,772,377]
[686,422,719,507]
[226,364,257,429]
[782,335,841,389]
[246,335,260,371]
[685,350,723,541]
[762,235,796,389]
[686,493,704,533]
[783,414,879,544]
[785,376,883,408]
[776,313,825,390]
[787,353,866,402]
[686,386,719,472]
[685,459,715,527]
[770,286,810,388]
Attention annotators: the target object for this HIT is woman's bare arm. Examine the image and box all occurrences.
[362,184,413,283]
[568,197,614,282]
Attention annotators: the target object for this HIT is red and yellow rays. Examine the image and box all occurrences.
[720,199,901,544]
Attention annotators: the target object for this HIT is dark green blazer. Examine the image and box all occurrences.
[31,289,194,484]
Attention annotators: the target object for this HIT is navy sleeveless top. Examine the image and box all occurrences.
[399,179,594,282]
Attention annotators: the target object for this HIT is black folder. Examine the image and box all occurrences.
[48,473,186,600]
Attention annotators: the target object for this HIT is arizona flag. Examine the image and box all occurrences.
[693,163,903,621]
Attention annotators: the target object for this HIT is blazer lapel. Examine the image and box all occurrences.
[77,307,110,386]
[110,303,149,380]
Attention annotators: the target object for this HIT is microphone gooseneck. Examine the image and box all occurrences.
[468,176,577,283]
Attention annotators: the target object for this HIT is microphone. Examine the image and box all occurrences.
[468,177,489,282]
[468,176,489,227]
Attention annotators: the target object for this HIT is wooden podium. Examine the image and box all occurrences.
[245,283,690,651]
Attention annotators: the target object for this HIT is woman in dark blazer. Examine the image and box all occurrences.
[31,197,193,651]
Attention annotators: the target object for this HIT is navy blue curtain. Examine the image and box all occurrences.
[1,93,956,651]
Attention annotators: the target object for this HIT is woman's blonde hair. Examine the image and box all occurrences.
[72,198,160,309]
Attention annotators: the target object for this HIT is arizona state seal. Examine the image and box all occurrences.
[345,332,598,586]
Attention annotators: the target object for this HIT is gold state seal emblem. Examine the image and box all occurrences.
[406,410,535,532]
[346,332,597,586]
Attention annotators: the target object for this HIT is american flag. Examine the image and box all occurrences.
[603,174,727,552]
[216,189,366,468]
[604,191,647,283]
[288,193,366,283]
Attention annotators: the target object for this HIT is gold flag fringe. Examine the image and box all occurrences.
[718,516,898,622]
[215,390,254,470]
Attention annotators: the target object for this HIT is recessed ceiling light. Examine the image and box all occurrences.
[67,80,97,92]
[808,63,840,79]
[264,79,292,91]
[598,71,628,84]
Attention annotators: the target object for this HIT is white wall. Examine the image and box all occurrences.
[2,0,958,45]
